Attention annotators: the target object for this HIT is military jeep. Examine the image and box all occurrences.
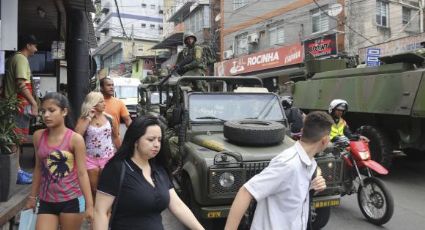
[158,76,342,229]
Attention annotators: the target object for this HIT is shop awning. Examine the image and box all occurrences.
[152,32,183,49]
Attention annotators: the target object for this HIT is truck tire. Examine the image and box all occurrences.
[311,207,331,229]
[224,120,285,146]
[356,125,393,170]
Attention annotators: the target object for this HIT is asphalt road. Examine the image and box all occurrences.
[120,124,425,230]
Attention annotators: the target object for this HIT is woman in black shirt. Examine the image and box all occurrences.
[93,116,204,230]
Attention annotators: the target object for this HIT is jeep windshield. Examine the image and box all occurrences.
[189,93,284,122]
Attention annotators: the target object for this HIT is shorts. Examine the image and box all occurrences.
[38,196,85,215]
[86,154,113,170]
[14,104,31,143]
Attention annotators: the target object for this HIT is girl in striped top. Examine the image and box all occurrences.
[25,92,93,229]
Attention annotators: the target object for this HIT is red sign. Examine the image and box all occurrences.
[215,43,303,76]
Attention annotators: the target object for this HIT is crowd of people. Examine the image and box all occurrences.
[3,34,363,230]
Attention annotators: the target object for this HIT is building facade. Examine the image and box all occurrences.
[93,0,164,78]
[218,0,424,91]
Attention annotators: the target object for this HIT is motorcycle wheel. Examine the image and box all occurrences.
[311,207,331,230]
[357,177,394,225]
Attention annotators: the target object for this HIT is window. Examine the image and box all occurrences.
[235,33,248,55]
[269,27,285,45]
[151,4,155,9]
[184,9,204,33]
[233,0,248,10]
[141,3,146,8]
[376,0,389,27]
[141,23,146,28]
[28,51,55,74]
[402,7,411,25]
[150,24,155,29]
[311,8,329,33]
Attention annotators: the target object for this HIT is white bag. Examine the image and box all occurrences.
[18,209,36,230]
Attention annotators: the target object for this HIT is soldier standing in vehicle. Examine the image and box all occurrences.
[174,32,208,91]
[225,111,332,230]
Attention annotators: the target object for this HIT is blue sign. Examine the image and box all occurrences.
[366,48,381,67]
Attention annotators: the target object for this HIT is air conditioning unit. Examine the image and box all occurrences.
[247,33,259,44]
[223,50,234,59]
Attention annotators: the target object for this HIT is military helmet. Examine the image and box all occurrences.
[328,99,348,114]
[183,32,197,44]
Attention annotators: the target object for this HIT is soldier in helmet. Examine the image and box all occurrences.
[175,32,206,76]
[174,32,208,91]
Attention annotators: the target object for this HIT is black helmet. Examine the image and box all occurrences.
[281,96,293,109]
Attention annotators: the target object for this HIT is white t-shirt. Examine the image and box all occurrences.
[244,141,317,230]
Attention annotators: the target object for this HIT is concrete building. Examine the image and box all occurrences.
[153,0,219,75]
[93,0,164,78]
[217,0,424,92]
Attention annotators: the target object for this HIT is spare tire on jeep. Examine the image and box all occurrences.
[224,120,285,146]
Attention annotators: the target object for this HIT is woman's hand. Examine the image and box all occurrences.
[24,196,37,211]
[85,205,94,223]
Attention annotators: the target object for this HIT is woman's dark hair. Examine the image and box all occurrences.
[42,92,75,129]
[113,116,171,174]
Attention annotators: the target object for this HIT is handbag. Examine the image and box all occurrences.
[109,160,126,229]
[18,209,36,230]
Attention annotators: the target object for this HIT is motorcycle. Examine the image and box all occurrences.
[330,135,394,226]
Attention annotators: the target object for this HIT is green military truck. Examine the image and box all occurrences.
[156,76,342,229]
[292,51,425,169]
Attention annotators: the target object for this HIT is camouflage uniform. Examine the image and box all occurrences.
[175,32,207,91]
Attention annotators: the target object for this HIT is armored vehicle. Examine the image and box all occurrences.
[292,51,425,169]
[158,76,342,229]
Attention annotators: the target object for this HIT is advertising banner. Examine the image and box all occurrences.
[215,43,303,76]
[304,33,337,58]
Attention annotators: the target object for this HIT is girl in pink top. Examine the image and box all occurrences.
[75,92,120,200]
[25,92,93,230]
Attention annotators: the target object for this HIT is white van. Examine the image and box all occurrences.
[111,77,140,119]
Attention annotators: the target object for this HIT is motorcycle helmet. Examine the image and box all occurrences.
[328,99,348,114]
[281,96,293,110]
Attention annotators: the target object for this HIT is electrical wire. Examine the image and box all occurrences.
[312,0,376,45]
[113,0,130,39]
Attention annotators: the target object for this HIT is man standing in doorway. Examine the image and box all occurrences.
[3,35,39,184]
[100,77,132,137]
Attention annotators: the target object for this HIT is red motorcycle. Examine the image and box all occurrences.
[332,136,394,225]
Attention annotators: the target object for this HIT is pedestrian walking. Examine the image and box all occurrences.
[25,92,93,229]
[100,77,132,133]
[225,111,333,230]
[93,116,204,230]
[2,34,40,184]
[75,92,120,200]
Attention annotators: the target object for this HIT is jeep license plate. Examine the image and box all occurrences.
[313,198,340,208]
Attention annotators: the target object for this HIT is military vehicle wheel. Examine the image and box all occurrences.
[224,120,285,146]
[181,175,219,230]
[311,207,331,229]
[357,125,393,169]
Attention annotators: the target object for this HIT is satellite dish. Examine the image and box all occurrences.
[328,3,343,17]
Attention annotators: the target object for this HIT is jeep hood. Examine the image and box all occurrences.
[192,133,295,162]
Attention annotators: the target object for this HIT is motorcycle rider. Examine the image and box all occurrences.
[328,99,368,142]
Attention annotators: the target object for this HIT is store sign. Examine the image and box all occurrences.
[215,43,303,76]
[358,32,425,63]
[304,34,337,58]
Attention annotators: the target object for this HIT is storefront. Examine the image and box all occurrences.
[214,43,304,92]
